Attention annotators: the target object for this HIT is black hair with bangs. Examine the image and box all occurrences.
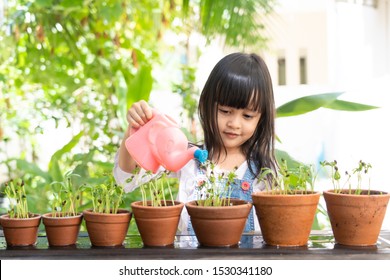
[198,52,277,178]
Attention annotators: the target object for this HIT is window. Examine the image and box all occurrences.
[278,58,286,85]
[336,0,378,8]
[299,57,307,84]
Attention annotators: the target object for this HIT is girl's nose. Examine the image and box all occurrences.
[227,115,241,128]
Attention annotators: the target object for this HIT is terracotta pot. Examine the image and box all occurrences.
[83,209,131,247]
[323,189,390,246]
[131,201,184,246]
[252,191,320,246]
[185,199,252,247]
[0,213,41,246]
[42,213,83,246]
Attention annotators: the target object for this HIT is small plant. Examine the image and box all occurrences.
[3,179,31,218]
[258,159,316,195]
[320,159,372,195]
[87,175,125,214]
[50,170,82,217]
[195,160,237,206]
[127,168,176,207]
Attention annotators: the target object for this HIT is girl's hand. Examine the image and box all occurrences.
[126,100,153,129]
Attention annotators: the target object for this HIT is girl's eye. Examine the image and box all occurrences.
[218,108,230,114]
[243,114,254,119]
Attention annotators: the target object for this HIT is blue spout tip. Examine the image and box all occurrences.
[194,149,208,163]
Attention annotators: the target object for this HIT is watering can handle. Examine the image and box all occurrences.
[129,108,178,135]
[129,108,156,135]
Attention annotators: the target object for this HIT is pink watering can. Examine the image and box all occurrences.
[125,109,208,173]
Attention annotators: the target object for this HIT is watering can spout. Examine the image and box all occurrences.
[160,146,208,172]
[194,149,208,163]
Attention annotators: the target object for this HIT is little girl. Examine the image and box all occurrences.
[114,52,277,233]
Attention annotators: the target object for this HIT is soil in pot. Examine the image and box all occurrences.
[131,200,184,247]
[252,191,320,247]
[42,213,83,246]
[83,209,132,247]
[185,198,252,247]
[0,214,41,246]
[323,189,390,246]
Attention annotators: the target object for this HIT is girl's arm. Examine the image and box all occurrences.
[117,125,138,173]
[113,151,159,192]
[114,151,180,193]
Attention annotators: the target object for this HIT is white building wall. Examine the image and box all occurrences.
[265,0,389,89]
[267,12,329,86]
[331,1,389,88]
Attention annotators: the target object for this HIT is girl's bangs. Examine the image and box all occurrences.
[216,74,262,112]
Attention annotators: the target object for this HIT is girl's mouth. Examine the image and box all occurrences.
[224,132,239,138]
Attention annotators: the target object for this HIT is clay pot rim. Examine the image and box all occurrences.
[324,189,390,197]
[42,212,83,219]
[185,199,252,209]
[0,213,41,221]
[131,200,184,209]
[252,190,321,197]
[82,208,131,216]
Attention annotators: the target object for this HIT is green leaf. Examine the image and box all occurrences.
[276,92,378,118]
[100,1,123,26]
[49,160,63,183]
[276,92,343,118]
[92,161,114,169]
[126,65,153,109]
[16,159,51,182]
[323,100,379,111]
[115,70,129,131]
[198,0,273,48]
[50,131,84,161]
[61,0,84,8]
[48,131,84,181]
[35,0,53,8]
[275,149,304,169]
[182,0,190,15]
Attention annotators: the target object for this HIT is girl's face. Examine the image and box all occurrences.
[217,104,261,153]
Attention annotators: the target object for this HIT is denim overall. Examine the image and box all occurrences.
[187,162,256,234]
